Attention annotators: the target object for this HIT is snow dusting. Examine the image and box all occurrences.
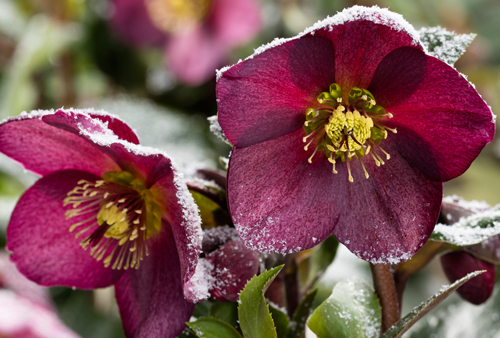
[419,26,475,66]
[207,115,232,146]
[184,258,214,302]
[217,5,422,82]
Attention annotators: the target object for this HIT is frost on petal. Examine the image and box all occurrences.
[183,257,214,302]
[208,115,232,146]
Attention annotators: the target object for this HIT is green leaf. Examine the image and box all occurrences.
[430,206,500,246]
[301,235,339,290]
[308,278,381,338]
[286,289,317,338]
[238,266,283,338]
[418,26,475,66]
[209,301,239,329]
[381,270,485,338]
[188,318,242,338]
[193,300,211,319]
[189,190,230,229]
[268,302,289,338]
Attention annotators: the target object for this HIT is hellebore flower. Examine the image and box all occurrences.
[440,251,496,305]
[0,109,204,338]
[205,240,259,302]
[111,0,261,85]
[216,6,495,263]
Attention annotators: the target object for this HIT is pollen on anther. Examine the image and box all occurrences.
[135,210,142,214]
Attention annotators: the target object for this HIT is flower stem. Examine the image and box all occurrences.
[370,263,400,332]
[284,254,299,316]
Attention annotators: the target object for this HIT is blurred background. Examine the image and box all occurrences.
[0,0,499,337]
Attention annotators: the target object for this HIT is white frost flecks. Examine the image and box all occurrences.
[418,26,475,66]
[433,204,500,246]
[207,115,232,146]
[184,258,214,302]
[360,248,414,265]
[442,195,491,213]
[216,5,422,82]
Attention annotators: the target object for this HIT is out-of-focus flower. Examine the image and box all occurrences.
[111,0,261,85]
[0,252,79,338]
[205,240,259,302]
[0,109,204,338]
[216,6,495,264]
[440,251,496,305]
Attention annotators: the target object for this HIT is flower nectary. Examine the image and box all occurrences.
[303,83,396,182]
[146,0,212,33]
[64,170,162,270]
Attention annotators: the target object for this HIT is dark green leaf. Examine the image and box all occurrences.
[308,278,381,338]
[188,318,242,338]
[286,289,317,338]
[209,301,239,329]
[381,270,485,338]
[193,300,211,319]
[238,266,283,338]
[269,302,289,338]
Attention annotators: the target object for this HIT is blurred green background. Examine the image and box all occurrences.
[0,0,499,337]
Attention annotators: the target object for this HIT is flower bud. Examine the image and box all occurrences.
[206,240,259,302]
[440,251,496,305]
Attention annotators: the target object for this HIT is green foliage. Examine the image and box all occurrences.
[381,271,485,338]
[209,301,239,329]
[188,318,242,338]
[238,266,283,338]
[299,235,339,291]
[286,289,317,338]
[308,278,381,338]
[269,303,289,338]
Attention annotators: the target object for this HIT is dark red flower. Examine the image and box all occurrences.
[216,6,495,263]
[440,251,496,305]
[0,109,204,337]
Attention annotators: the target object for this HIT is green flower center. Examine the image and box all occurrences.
[303,83,396,182]
[64,171,162,270]
[146,0,212,33]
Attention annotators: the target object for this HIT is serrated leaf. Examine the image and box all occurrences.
[188,318,242,338]
[208,115,232,146]
[238,266,283,338]
[286,289,317,338]
[209,301,239,329]
[381,270,485,338]
[430,206,500,246]
[308,278,381,338]
[419,26,475,66]
[269,302,289,338]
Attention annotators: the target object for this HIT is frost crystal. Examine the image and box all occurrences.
[208,115,232,146]
[419,26,475,66]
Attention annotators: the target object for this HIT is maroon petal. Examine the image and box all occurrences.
[89,111,140,144]
[217,36,335,147]
[165,26,226,85]
[7,170,123,289]
[313,7,420,92]
[227,128,441,263]
[440,251,496,305]
[110,0,166,47]
[369,47,494,182]
[42,109,175,187]
[152,170,202,299]
[114,226,194,338]
[206,240,259,302]
[0,114,119,177]
[208,0,261,46]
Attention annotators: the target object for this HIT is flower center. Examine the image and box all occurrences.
[64,171,162,270]
[145,0,212,33]
[303,83,396,182]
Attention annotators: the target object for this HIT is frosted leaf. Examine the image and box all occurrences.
[431,205,500,246]
[208,115,232,146]
[419,26,475,66]
[308,278,381,338]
